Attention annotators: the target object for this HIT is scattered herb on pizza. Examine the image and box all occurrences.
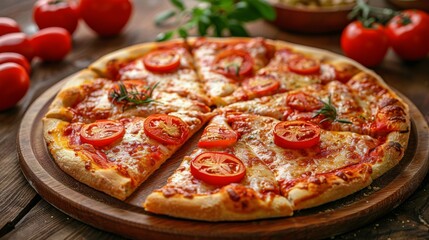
[313,96,352,124]
[155,0,276,41]
[110,81,158,106]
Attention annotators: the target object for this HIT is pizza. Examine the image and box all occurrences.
[43,37,410,221]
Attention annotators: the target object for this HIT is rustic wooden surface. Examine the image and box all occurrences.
[1,0,429,239]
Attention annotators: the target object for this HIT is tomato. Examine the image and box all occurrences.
[341,21,389,67]
[288,57,320,75]
[33,0,80,35]
[242,75,280,97]
[386,10,429,61]
[190,152,246,186]
[286,92,322,112]
[0,33,34,61]
[198,125,238,148]
[213,50,254,79]
[0,17,21,37]
[30,27,71,61]
[273,121,321,149]
[0,52,31,73]
[80,120,125,147]
[0,63,30,111]
[143,49,181,73]
[79,0,133,37]
[144,114,190,145]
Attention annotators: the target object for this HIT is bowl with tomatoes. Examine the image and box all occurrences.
[269,0,357,33]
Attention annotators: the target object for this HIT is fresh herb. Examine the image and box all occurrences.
[155,0,276,41]
[313,96,352,124]
[225,63,240,76]
[110,82,159,107]
[348,0,397,27]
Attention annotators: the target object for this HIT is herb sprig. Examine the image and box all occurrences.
[348,0,398,27]
[313,96,352,124]
[155,0,276,41]
[110,82,159,107]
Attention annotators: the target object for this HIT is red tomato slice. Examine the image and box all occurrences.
[288,57,320,75]
[143,49,181,73]
[273,121,321,149]
[190,152,246,185]
[198,125,238,148]
[80,120,125,147]
[144,114,189,145]
[213,49,254,79]
[243,75,280,96]
[286,92,322,112]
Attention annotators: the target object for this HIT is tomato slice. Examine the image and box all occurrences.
[286,92,322,112]
[198,125,238,148]
[288,57,320,75]
[143,49,181,73]
[144,114,189,145]
[190,152,246,185]
[80,120,125,147]
[243,75,280,96]
[273,121,321,149]
[213,50,254,79]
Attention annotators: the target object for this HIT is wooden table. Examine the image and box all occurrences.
[1,0,429,239]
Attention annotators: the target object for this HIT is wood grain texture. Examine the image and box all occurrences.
[17,72,429,239]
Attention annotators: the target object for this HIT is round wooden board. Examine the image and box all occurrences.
[18,75,429,240]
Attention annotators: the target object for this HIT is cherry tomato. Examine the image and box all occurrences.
[288,56,320,75]
[143,49,181,73]
[341,21,389,67]
[0,63,30,111]
[79,0,133,37]
[0,33,34,61]
[386,10,429,61]
[198,125,238,148]
[144,114,190,145]
[0,17,21,37]
[273,121,321,149]
[286,92,322,112]
[33,0,79,35]
[0,52,31,73]
[190,152,246,186]
[30,27,71,61]
[213,50,254,79]
[242,75,280,97]
[80,120,125,147]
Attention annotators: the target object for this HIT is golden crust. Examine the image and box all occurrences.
[144,185,293,222]
[285,163,373,210]
[43,118,134,200]
[45,69,99,122]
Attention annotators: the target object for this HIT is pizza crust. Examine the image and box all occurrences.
[144,185,293,221]
[45,69,99,122]
[43,118,134,200]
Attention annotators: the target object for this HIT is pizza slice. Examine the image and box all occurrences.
[89,40,211,106]
[44,110,212,200]
[144,111,408,220]
[144,114,293,221]
[191,37,275,105]
[44,70,211,123]
[217,44,362,106]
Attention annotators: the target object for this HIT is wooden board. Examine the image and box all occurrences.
[18,75,429,240]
